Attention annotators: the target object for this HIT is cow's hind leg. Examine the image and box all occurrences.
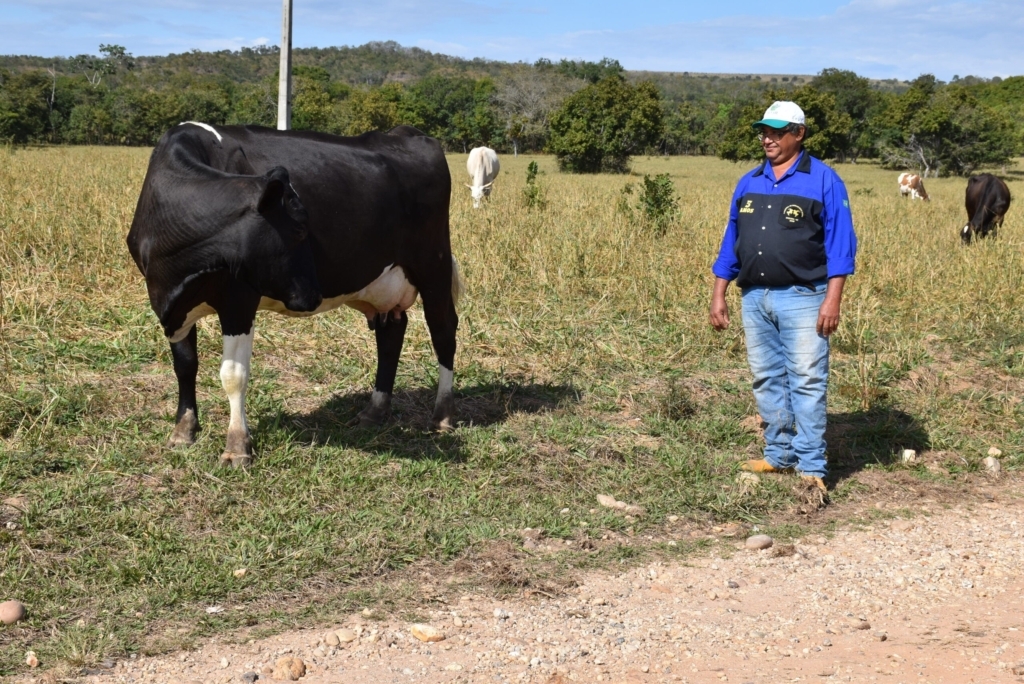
[422,290,458,431]
[357,311,409,425]
[168,325,200,446]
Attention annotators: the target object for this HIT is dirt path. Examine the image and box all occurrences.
[23,489,1021,684]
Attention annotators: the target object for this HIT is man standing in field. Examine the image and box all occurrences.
[708,101,857,495]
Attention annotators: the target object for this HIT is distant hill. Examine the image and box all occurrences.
[0,41,911,96]
[0,42,510,87]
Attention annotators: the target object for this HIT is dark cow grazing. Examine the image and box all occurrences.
[962,173,1011,244]
[127,122,462,466]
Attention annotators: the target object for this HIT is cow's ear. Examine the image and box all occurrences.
[257,166,291,213]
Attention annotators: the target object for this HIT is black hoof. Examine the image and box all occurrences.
[168,410,199,447]
[357,394,391,426]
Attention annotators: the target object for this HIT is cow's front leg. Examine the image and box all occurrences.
[168,325,200,446]
[358,311,408,425]
[219,328,255,467]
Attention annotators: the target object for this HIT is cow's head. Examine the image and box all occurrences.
[465,182,493,209]
[237,167,322,311]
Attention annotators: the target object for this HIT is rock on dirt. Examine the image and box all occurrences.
[410,624,444,642]
[988,446,1003,457]
[0,600,26,625]
[25,651,38,668]
[334,628,358,643]
[595,495,645,515]
[745,534,774,550]
[596,494,623,509]
[984,456,1002,475]
[269,656,305,681]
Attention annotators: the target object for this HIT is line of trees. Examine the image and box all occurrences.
[1,43,1021,175]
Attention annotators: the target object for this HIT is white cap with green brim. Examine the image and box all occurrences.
[751,100,806,129]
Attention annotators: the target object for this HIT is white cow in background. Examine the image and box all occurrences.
[466,147,500,208]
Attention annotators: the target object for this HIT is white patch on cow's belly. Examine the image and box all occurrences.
[259,264,418,318]
[168,303,216,343]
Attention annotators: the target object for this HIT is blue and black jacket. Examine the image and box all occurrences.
[712,150,857,289]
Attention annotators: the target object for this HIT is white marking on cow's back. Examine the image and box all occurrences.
[169,303,217,343]
[220,330,254,440]
[181,121,223,143]
[258,264,418,317]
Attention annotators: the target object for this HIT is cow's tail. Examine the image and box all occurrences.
[450,255,465,308]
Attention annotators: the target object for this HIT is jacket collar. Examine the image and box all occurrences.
[752,149,811,178]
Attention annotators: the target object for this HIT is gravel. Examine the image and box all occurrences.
[16,495,1024,683]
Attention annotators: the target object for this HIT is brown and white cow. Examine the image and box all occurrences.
[898,172,929,201]
[961,173,1011,244]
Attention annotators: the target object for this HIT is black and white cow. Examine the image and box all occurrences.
[127,122,462,466]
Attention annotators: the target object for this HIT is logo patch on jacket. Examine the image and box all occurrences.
[782,204,805,223]
[739,200,754,214]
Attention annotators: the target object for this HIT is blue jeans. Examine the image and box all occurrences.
[740,282,830,478]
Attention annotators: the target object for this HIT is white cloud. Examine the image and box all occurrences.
[508,0,1024,79]
[1,0,1021,78]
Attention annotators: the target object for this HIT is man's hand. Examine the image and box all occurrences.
[709,277,731,331]
[816,276,847,337]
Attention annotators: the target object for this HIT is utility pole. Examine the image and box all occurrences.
[277,0,292,130]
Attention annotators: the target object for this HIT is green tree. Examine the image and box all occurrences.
[548,76,663,173]
[402,75,498,150]
[342,83,406,135]
[718,86,852,163]
[878,76,1015,176]
[0,69,51,143]
[292,74,336,132]
[810,68,881,162]
[547,57,624,84]
[229,80,277,127]
[662,100,732,155]
[966,75,1024,155]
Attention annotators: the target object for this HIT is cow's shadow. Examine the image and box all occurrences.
[260,380,580,463]
[825,407,930,483]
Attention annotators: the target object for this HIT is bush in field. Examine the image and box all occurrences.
[548,76,662,173]
[618,172,678,235]
[523,160,545,209]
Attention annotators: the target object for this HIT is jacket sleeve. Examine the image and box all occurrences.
[711,182,744,281]
[822,172,857,278]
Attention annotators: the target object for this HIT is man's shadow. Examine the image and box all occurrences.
[254,380,580,463]
[826,407,930,482]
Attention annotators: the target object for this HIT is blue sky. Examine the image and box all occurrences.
[3,0,1021,80]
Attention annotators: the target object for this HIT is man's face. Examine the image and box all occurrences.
[758,125,805,164]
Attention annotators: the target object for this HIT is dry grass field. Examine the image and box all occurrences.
[0,146,1022,675]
